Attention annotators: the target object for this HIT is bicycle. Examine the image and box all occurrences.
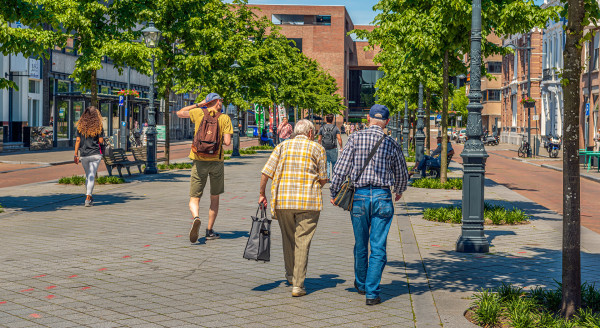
[517,137,531,158]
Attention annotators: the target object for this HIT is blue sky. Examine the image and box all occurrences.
[245,0,547,25]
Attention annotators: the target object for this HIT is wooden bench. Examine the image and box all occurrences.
[131,146,167,164]
[102,148,143,177]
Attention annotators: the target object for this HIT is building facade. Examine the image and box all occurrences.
[540,0,565,140]
[481,32,503,134]
[250,4,380,122]
[581,27,600,150]
[500,29,544,146]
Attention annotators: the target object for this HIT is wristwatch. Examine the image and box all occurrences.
[195,103,199,108]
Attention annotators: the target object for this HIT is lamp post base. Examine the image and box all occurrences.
[232,129,240,157]
[144,166,158,174]
[456,236,490,253]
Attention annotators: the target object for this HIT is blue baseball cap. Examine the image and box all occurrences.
[205,92,222,103]
[369,104,390,120]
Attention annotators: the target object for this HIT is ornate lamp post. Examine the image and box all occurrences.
[402,99,410,154]
[230,60,241,157]
[456,0,489,253]
[142,21,161,174]
[415,83,426,163]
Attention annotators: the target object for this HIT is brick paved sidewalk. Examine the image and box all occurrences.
[1,151,598,327]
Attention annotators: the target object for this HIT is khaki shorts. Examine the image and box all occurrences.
[189,160,225,198]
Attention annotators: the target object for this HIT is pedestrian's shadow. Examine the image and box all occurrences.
[192,230,249,245]
[252,274,345,293]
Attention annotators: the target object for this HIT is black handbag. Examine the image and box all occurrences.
[333,134,386,211]
[243,205,272,262]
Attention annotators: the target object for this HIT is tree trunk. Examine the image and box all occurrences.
[560,0,585,319]
[426,88,431,152]
[440,50,450,183]
[164,85,171,165]
[90,70,98,107]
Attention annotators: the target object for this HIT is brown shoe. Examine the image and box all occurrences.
[292,286,306,297]
[189,217,201,243]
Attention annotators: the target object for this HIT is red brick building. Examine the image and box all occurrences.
[500,29,544,147]
[250,4,381,122]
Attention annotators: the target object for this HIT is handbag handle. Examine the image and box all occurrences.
[354,134,386,183]
[255,204,267,218]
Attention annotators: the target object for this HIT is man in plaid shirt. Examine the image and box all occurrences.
[259,119,328,298]
[330,104,409,306]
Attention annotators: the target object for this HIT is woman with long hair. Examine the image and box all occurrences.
[74,106,105,207]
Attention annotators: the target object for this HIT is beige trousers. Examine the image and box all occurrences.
[275,209,320,288]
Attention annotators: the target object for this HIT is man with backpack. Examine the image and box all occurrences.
[176,93,233,243]
[318,114,343,180]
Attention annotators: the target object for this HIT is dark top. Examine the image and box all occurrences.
[318,124,341,150]
[77,129,104,157]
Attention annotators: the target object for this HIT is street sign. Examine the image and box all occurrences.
[586,103,590,116]
[532,115,539,121]
[436,114,442,120]
[119,95,124,106]
[121,121,126,127]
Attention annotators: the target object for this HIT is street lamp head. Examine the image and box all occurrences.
[230,60,241,69]
[142,21,161,48]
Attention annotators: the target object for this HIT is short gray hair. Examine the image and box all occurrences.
[370,117,388,127]
[294,119,314,137]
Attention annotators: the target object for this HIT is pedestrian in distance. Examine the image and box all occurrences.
[259,119,328,297]
[176,93,233,243]
[260,128,276,148]
[73,106,105,207]
[278,117,293,143]
[411,136,454,178]
[318,114,343,180]
[350,124,355,134]
[330,104,409,306]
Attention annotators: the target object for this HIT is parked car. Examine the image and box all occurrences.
[457,129,467,143]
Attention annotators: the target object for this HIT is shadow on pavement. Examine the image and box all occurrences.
[252,274,345,293]
[405,247,600,294]
[0,192,144,213]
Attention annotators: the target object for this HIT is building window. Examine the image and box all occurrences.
[288,38,302,52]
[315,15,331,26]
[29,80,40,94]
[271,14,331,26]
[487,62,502,74]
[348,70,384,110]
[272,14,304,25]
[488,90,501,101]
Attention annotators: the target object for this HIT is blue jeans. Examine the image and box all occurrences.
[325,148,338,179]
[262,138,275,147]
[350,187,394,299]
[417,155,440,177]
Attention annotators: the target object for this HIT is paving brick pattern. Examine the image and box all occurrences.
[1,149,599,327]
[0,152,415,327]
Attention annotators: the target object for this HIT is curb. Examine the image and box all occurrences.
[505,155,600,184]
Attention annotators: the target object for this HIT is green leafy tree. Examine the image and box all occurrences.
[355,0,555,183]
[40,0,153,107]
[0,0,67,90]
